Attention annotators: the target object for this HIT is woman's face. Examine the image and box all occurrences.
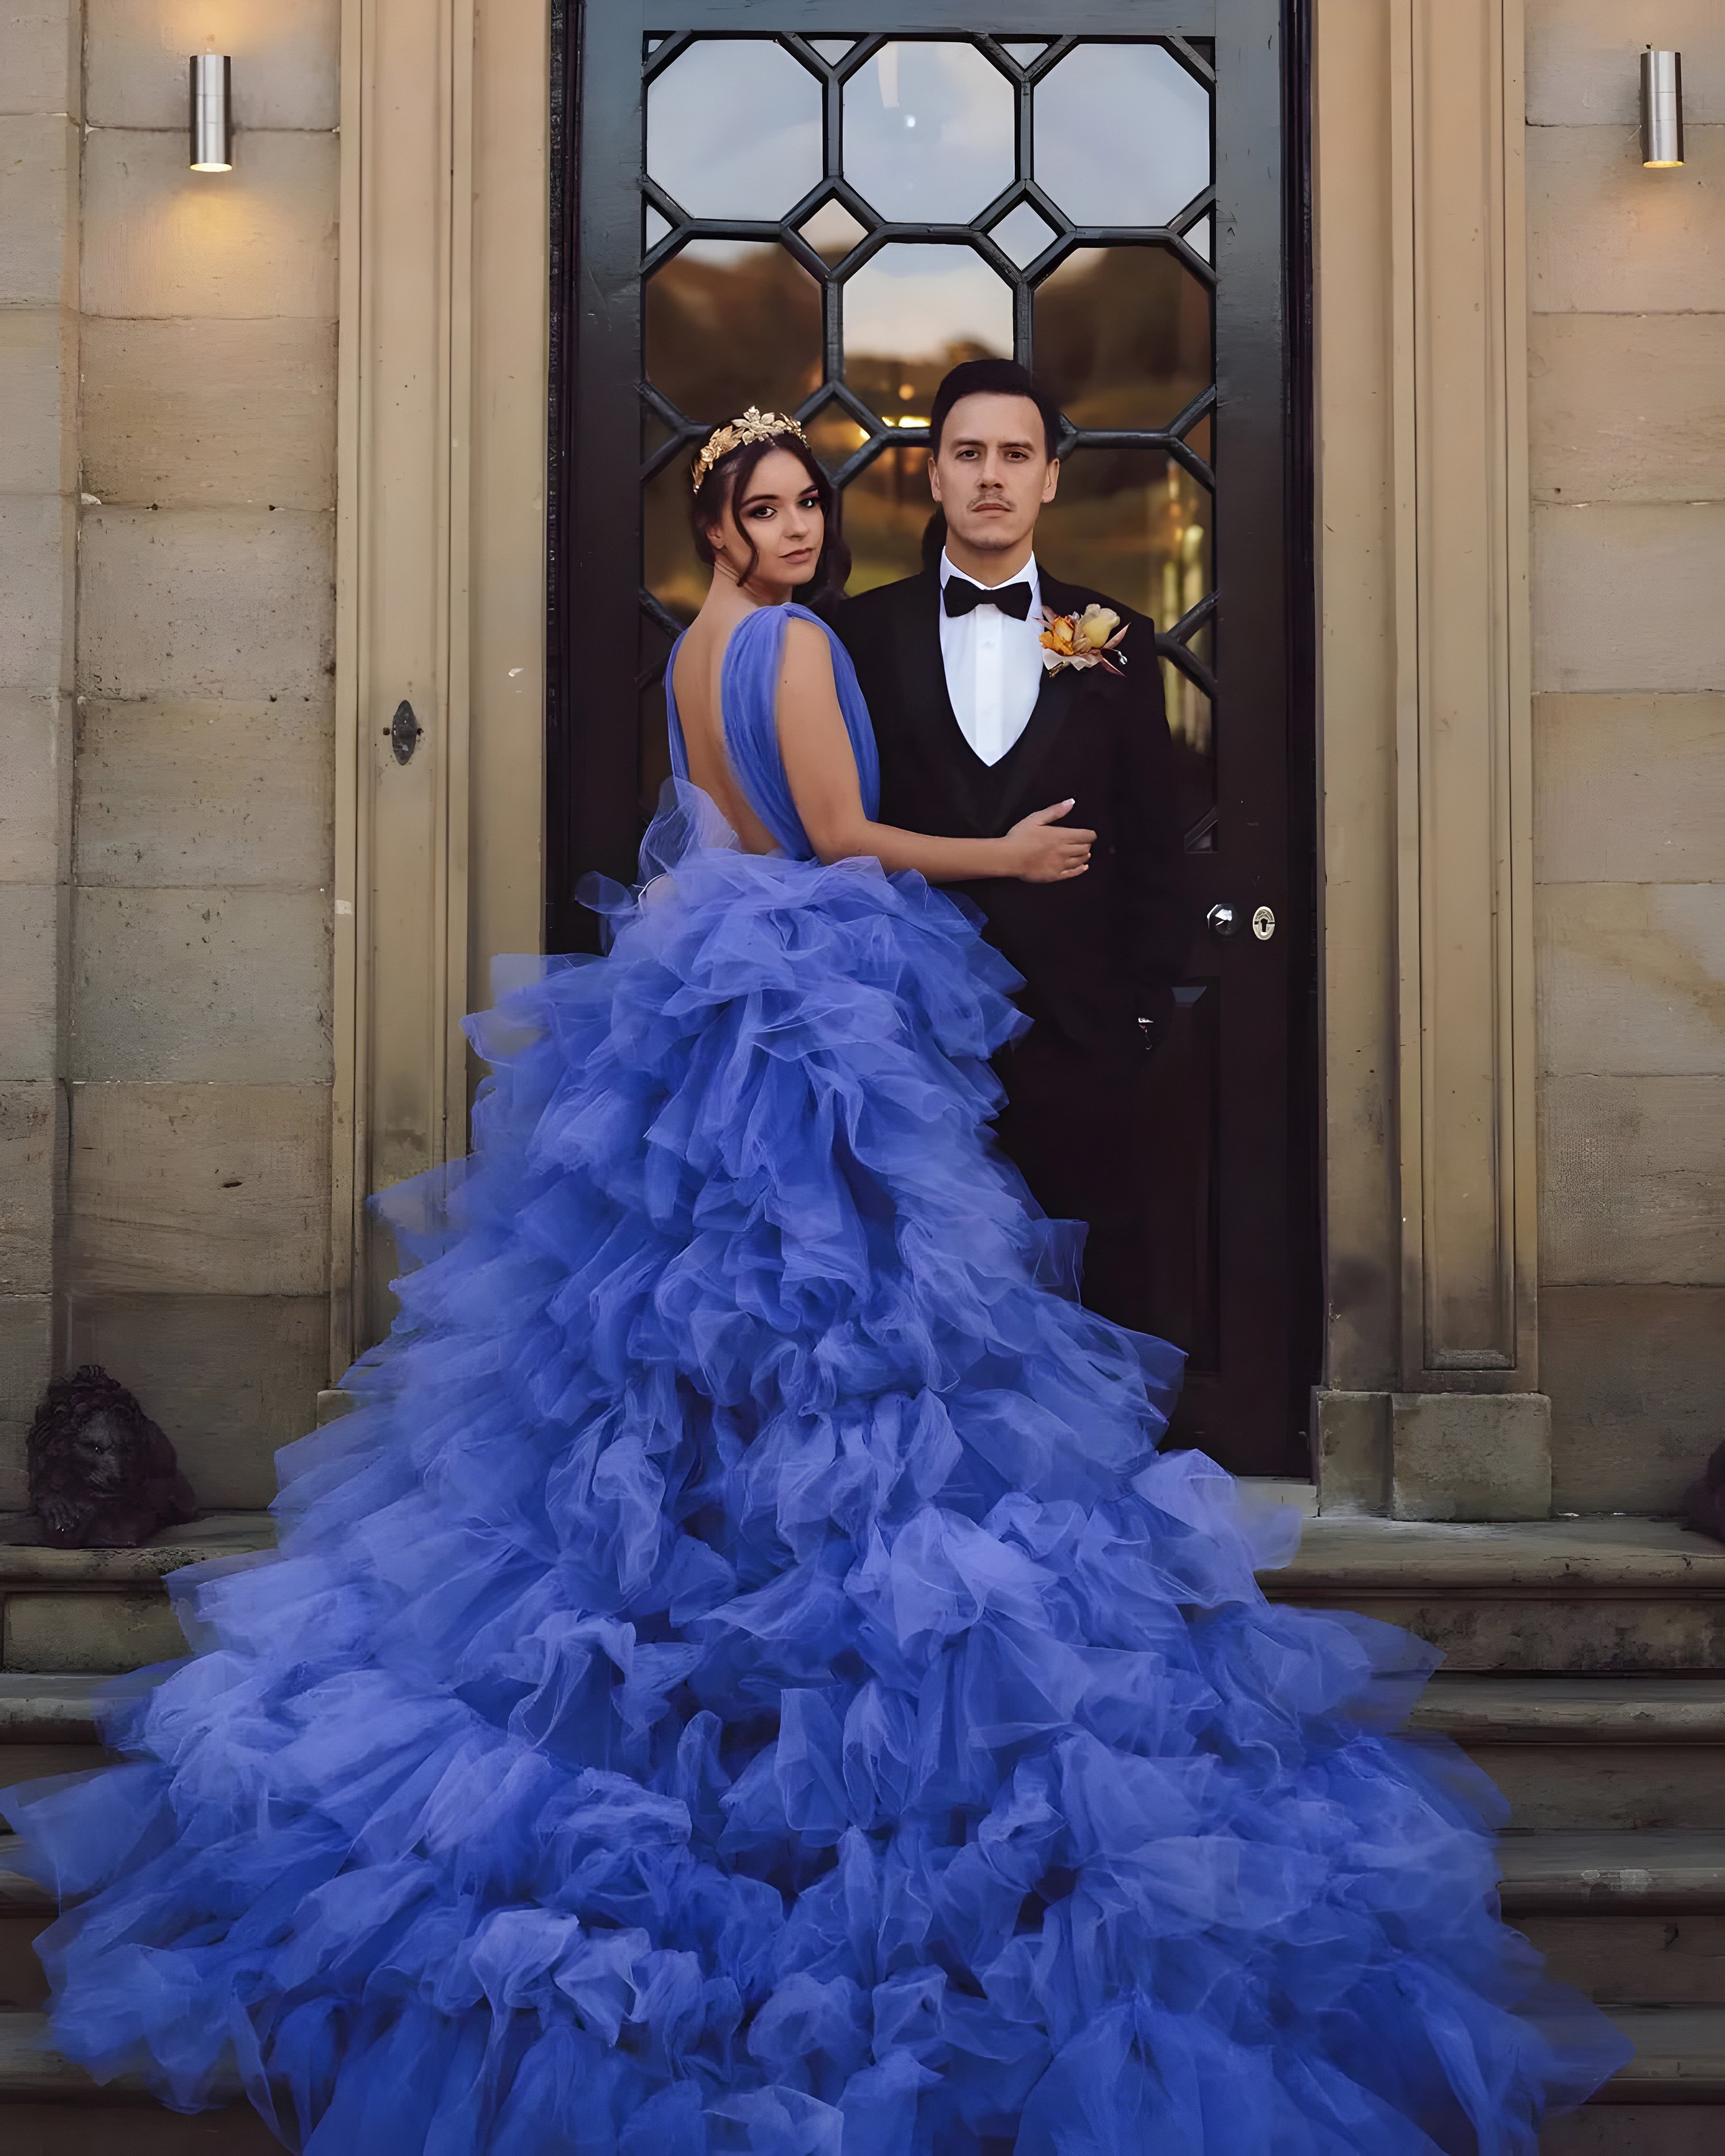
[709,447,824,596]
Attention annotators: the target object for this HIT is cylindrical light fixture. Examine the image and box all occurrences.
[1640,48,1684,169]
[189,53,233,172]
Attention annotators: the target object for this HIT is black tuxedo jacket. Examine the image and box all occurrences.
[833,568,1189,1060]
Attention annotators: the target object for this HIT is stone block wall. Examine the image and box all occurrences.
[0,2,79,1508]
[1527,2,1725,1511]
[0,0,340,1510]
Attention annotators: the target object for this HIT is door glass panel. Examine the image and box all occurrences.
[842,444,936,595]
[1033,247,1213,432]
[989,201,1058,269]
[844,44,1016,222]
[999,41,1051,67]
[1034,44,1211,227]
[647,40,823,218]
[804,400,871,476]
[844,245,1013,423]
[645,241,822,424]
[807,39,856,66]
[1040,446,1211,624]
[1040,445,1214,830]
[798,199,869,264]
[642,459,707,625]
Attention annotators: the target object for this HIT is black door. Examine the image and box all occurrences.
[549,2,1314,1475]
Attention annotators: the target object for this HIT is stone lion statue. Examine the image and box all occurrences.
[18,1365,198,1548]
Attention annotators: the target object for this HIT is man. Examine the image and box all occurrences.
[834,358,1189,1333]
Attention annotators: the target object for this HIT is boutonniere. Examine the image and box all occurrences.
[1038,603,1128,676]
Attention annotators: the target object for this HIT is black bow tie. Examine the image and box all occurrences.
[944,577,1033,622]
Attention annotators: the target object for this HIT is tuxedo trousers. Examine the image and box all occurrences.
[989,1025,1152,1335]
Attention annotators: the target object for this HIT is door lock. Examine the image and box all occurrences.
[1207,902,1277,943]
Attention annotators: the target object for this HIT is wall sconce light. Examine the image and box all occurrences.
[1639,49,1684,169]
[189,53,233,172]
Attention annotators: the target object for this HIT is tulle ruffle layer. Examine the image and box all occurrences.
[5,797,1626,2151]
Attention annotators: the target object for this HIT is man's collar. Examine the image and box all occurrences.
[938,548,1041,603]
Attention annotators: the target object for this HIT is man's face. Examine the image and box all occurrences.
[928,392,1060,561]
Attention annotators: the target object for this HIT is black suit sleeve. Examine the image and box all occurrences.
[1114,613,1190,1026]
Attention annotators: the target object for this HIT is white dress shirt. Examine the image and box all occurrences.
[937,550,1045,768]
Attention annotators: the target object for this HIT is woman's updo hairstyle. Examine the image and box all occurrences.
[689,429,851,605]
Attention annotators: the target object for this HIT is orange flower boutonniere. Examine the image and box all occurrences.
[1038,603,1128,677]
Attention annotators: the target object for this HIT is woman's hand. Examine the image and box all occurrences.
[1002,801,1095,883]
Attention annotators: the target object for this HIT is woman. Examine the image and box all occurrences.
[6,409,1624,2153]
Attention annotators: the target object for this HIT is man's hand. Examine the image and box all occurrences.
[1004,800,1095,883]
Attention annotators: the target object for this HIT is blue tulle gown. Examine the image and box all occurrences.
[6,604,1625,2153]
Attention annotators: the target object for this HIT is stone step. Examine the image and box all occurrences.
[0,1515,275,1679]
[1544,2115,1723,2155]
[0,1675,111,1798]
[0,2015,276,2150]
[0,2003,1717,2142]
[1500,1833,1725,2009]
[1413,1676,1725,1831]
[1264,1516,1725,1673]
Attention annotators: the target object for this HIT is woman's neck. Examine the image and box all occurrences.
[700,560,793,621]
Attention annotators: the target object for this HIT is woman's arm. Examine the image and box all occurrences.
[776,620,1092,884]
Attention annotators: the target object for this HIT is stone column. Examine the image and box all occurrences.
[1314,0,1550,1520]
[0,0,81,1504]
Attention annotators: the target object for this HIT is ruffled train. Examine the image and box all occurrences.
[4,791,1626,2152]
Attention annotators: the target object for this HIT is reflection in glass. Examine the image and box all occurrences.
[990,201,1058,269]
[798,198,868,263]
[643,457,708,626]
[804,403,869,475]
[844,244,1011,423]
[1035,44,1211,228]
[647,40,822,218]
[1039,446,1214,824]
[839,447,934,596]
[646,241,822,425]
[1033,247,1212,432]
[844,44,1015,224]
[639,614,675,826]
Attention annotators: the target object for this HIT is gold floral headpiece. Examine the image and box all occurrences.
[691,406,810,493]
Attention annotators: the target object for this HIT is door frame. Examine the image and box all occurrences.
[335,0,1545,1511]
[545,0,1321,1472]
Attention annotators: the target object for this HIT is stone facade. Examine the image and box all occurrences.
[1527,1,1725,1513]
[0,0,338,1510]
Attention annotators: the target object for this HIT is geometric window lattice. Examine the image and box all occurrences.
[640,33,1218,839]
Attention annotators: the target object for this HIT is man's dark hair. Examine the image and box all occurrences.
[929,358,1062,459]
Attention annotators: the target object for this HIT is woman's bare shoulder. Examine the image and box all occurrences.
[780,612,838,672]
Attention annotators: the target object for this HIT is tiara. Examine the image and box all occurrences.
[691,406,810,493]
